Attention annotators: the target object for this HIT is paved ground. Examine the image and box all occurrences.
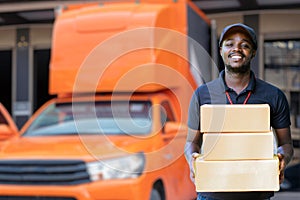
[272,192,300,200]
[273,163,300,199]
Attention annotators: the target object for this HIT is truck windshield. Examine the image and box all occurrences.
[23,101,152,136]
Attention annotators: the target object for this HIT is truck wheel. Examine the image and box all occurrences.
[150,188,162,200]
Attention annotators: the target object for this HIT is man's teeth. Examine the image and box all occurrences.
[231,55,242,59]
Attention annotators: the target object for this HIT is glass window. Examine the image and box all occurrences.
[264,40,300,89]
[160,101,175,127]
[23,101,152,136]
[264,40,300,127]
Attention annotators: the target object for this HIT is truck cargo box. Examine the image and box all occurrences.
[49,0,210,94]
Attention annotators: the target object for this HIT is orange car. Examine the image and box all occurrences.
[0,0,211,199]
[0,103,18,141]
[0,93,196,200]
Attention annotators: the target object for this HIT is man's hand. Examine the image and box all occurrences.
[277,153,286,184]
[275,128,294,185]
[189,152,200,182]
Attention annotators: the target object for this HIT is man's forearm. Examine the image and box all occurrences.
[184,141,200,163]
[277,143,294,165]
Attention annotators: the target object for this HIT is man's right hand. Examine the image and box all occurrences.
[189,152,200,182]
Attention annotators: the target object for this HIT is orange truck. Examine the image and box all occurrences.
[0,0,211,199]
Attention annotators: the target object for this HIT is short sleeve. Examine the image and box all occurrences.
[187,90,201,130]
[271,89,291,129]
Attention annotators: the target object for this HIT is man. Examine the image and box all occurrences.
[185,23,294,200]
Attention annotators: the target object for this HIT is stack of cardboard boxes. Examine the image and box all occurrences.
[195,104,279,192]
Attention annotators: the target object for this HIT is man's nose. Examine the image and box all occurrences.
[232,44,242,51]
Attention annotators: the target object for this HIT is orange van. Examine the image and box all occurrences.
[0,0,211,199]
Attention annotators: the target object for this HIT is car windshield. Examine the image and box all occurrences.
[23,101,152,136]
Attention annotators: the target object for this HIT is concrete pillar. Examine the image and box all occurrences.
[244,14,260,77]
[13,28,31,128]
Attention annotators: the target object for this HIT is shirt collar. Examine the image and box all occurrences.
[219,70,256,92]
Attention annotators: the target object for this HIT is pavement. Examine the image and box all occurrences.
[272,163,300,199]
[272,192,300,200]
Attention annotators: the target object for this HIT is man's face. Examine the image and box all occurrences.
[220,29,256,73]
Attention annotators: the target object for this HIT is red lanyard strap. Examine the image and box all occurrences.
[226,91,252,105]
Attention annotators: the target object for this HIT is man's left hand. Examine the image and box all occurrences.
[277,153,286,184]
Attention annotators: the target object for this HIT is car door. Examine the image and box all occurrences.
[0,103,18,140]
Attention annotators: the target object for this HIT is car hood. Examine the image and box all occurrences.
[0,135,150,161]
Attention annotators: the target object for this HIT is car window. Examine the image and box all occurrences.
[160,100,175,127]
[23,101,152,136]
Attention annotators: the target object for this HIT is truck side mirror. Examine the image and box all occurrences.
[0,124,17,141]
[162,122,187,142]
[164,122,187,133]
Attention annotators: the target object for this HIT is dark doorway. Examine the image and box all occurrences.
[0,50,12,114]
[33,49,54,112]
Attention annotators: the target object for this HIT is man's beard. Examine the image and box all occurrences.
[225,63,251,74]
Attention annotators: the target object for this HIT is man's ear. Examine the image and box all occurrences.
[251,50,257,58]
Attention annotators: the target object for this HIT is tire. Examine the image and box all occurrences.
[150,188,162,200]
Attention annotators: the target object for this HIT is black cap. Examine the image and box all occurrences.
[219,23,257,50]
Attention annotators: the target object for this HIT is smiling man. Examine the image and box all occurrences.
[184,23,294,200]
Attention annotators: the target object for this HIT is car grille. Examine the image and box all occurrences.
[0,159,91,185]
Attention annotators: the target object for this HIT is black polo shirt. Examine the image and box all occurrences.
[187,70,291,200]
[188,70,290,131]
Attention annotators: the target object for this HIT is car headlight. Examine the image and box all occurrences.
[86,152,145,181]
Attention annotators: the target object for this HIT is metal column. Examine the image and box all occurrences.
[244,15,260,77]
[13,28,31,128]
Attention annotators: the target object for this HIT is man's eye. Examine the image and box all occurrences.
[241,43,251,49]
[225,43,233,47]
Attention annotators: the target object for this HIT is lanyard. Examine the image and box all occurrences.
[225,91,252,105]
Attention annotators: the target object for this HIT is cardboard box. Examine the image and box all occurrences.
[194,156,279,192]
[202,132,274,160]
[200,104,270,132]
